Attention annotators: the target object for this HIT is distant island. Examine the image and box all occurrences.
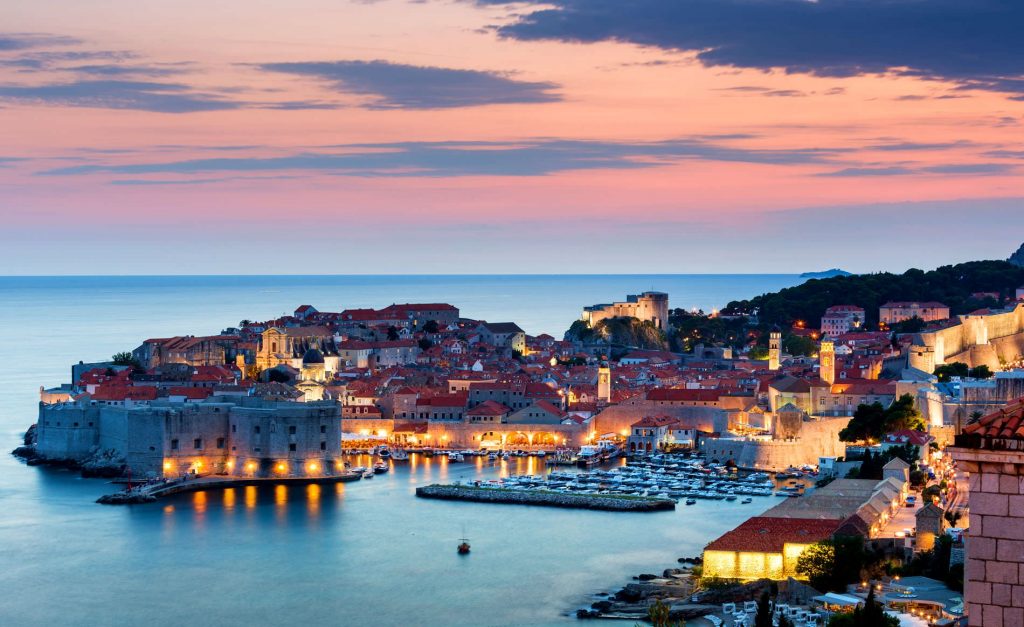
[800,268,852,279]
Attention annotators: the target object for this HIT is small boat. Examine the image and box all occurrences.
[741,497,753,504]
[488,452,498,460]
[448,452,465,462]
[458,526,471,554]
[391,449,409,461]
[378,447,391,459]
[373,462,389,473]
[685,498,697,505]
[350,466,368,474]
[362,470,374,479]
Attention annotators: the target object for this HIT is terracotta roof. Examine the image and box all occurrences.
[466,400,510,416]
[963,398,1024,439]
[705,516,842,553]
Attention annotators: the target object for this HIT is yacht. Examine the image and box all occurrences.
[373,462,389,473]
[391,449,409,462]
[448,452,465,462]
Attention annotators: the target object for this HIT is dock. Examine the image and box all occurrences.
[97,472,363,504]
[415,484,675,512]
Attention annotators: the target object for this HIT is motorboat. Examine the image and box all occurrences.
[448,452,465,462]
[377,447,391,459]
[362,470,374,479]
[373,462,389,473]
[391,449,409,461]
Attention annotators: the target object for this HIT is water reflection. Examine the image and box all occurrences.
[306,484,321,517]
[223,487,236,511]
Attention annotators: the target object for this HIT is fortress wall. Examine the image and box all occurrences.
[36,404,101,460]
[703,418,850,471]
[914,304,1024,370]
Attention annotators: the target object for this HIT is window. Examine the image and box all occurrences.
[288,426,297,435]
[216,438,225,449]
[194,438,203,450]
[320,441,327,451]
[289,443,297,452]
[88,422,94,427]
[171,439,179,450]
[320,425,327,434]
[231,424,236,433]
[73,422,79,427]
[254,425,261,434]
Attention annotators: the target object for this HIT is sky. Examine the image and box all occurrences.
[1,0,1023,275]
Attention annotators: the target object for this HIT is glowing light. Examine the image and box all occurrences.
[377,429,387,437]
[163,461,172,471]
[359,429,370,436]
[276,462,287,473]
[226,460,234,469]
[308,462,319,472]
[246,462,257,471]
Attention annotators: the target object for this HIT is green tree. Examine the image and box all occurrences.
[643,599,685,627]
[754,590,773,627]
[826,587,898,627]
[423,320,440,333]
[387,326,400,341]
[934,362,969,382]
[784,334,817,357]
[796,537,866,592]
[969,364,994,379]
[839,395,923,442]
[111,351,142,370]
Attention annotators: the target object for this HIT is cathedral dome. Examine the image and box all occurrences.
[302,348,325,365]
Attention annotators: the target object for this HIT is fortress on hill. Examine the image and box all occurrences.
[908,302,1024,373]
[581,291,669,330]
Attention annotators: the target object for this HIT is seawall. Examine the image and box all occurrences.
[415,484,675,511]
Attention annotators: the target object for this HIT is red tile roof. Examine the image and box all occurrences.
[963,399,1024,439]
[705,516,842,553]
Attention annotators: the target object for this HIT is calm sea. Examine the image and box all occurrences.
[0,275,800,626]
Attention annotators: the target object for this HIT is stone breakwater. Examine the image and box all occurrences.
[415,484,675,512]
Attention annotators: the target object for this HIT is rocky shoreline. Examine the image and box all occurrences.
[416,484,676,512]
[577,560,811,623]
[12,425,126,478]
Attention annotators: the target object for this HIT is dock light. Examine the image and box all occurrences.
[163,461,172,471]
[276,462,286,473]
[194,461,203,468]
[423,433,431,440]
[226,460,234,469]
[246,462,256,471]
[308,462,319,472]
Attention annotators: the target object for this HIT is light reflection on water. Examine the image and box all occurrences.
[0,275,802,626]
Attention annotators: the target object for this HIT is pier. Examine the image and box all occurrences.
[97,472,363,504]
[415,484,675,512]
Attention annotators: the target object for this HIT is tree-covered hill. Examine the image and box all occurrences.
[564,317,668,351]
[722,260,1024,327]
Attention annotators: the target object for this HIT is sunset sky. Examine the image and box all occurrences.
[2,0,1023,275]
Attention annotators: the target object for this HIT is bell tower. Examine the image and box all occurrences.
[768,329,781,371]
[597,361,611,404]
[819,340,835,385]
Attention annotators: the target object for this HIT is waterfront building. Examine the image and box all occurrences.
[949,400,1024,625]
[820,305,865,337]
[35,396,342,478]
[581,291,669,331]
[702,517,843,581]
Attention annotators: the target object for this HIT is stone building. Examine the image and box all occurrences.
[915,502,946,552]
[880,301,950,325]
[820,305,864,337]
[949,400,1024,626]
[581,291,669,331]
[35,397,342,479]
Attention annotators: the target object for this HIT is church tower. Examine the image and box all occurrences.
[768,329,781,371]
[597,362,611,404]
[819,339,835,385]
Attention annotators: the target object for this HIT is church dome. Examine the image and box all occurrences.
[302,348,325,365]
